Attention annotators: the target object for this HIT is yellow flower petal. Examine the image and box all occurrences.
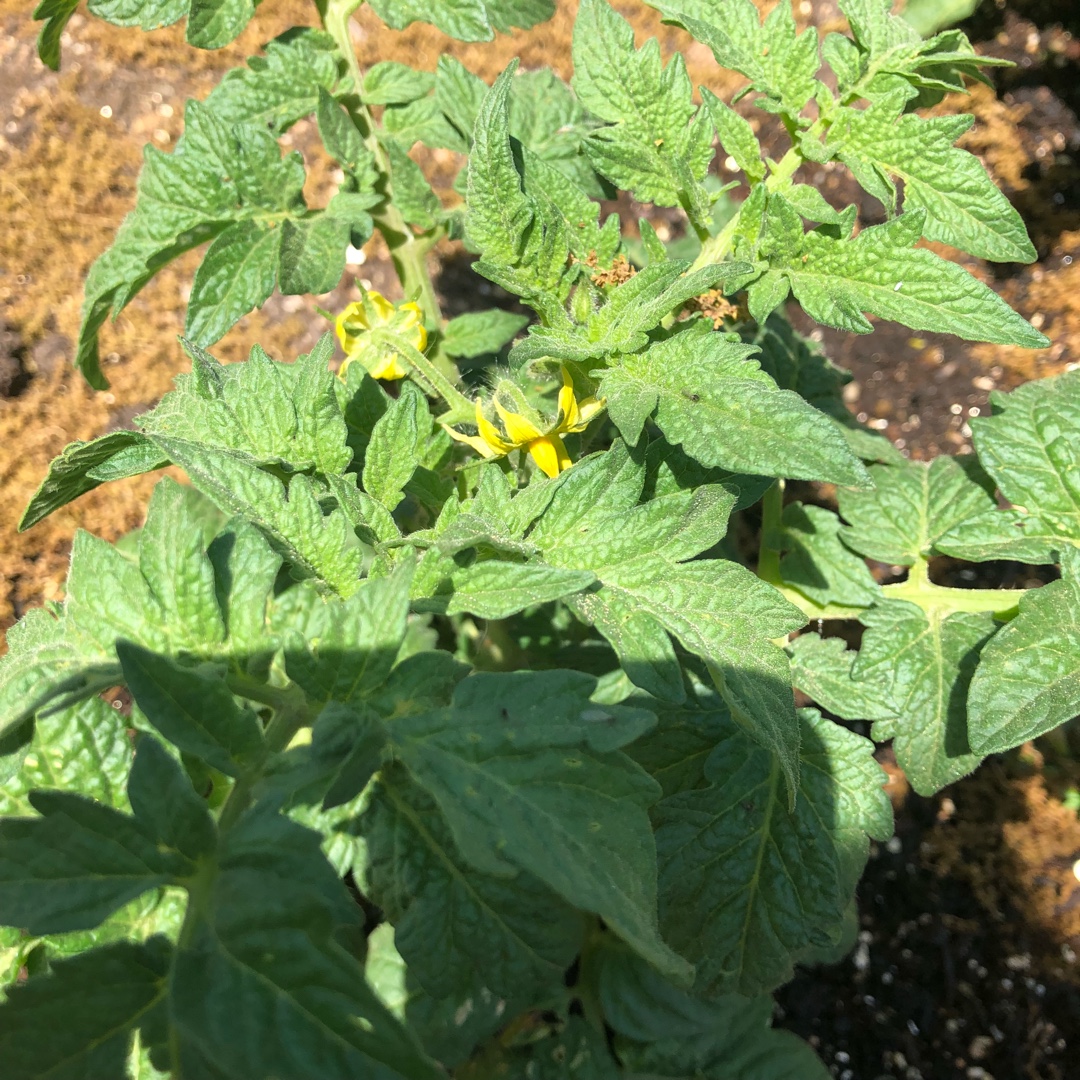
[367,290,396,323]
[335,302,366,350]
[368,352,409,380]
[476,400,515,455]
[443,423,499,458]
[566,395,605,432]
[528,434,571,478]
[494,398,544,445]
[557,368,579,430]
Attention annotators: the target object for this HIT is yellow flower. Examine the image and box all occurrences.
[335,290,428,381]
[445,369,605,478]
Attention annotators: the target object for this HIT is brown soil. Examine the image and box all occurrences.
[2,1,1080,1074]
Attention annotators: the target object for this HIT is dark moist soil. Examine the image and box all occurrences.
[3,0,1080,1074]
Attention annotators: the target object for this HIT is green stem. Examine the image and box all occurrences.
[319,0,443,330]
[757,479,785,584]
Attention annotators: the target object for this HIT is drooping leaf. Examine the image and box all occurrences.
[442,310,529,358]
[854,600,994,794]
[655,708,891,995]
[0,938,172,1080]
[787,632,898,724]
[386,669,690,983]
[967,565,1080,754]
[362,767,584,1000]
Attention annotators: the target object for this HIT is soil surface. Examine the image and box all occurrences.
[2,1,1079,1075]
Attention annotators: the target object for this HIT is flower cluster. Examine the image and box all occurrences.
[335,290,426,381]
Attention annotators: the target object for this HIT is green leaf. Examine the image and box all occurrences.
[206,30,348,133]
[171,806,440,1080]
[369,0,553,40]
[278,215,353,296]
[442,310,529,358]
[445,562,597,620]
[854,601,993,794]
[826,91,1036,263]
[0,939,171,1080]
[0,739,212,935]
[33,0,80,70]
[938,369,1080,562]
[702,88,765,184]
[363,767,584,999]
[777,502,881,609]
[382,139,442,231]
[655,708,891,995]
[754,194,1048,347]
[967,569,1080,754]
[151,439,363,596]
[387,669,691,983]
[185,0,254,49]
[117,645,262,776]
[517,444,805,794]
[646,0,820,120]
[572,0,714,226]
[363,62,435,106]
[185,219,282,346]
[599,326,871,487]
[19,430,168,531]
[363,382,428,511]
[466,64,575,324]
[787,632,898,723]
[902,0,981,37]
[140,337,351,477]
[0,698,133,819]
[839,455,996,566]
[283,561,414,704]
[509,261,750,366]
[75,96,344,386]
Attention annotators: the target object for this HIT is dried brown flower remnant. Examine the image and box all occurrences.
[686,289,741,328]
[588,254,636,288]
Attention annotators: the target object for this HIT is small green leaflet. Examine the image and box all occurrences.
[0,938,172,1080]
[0,739,213,935]
[854,600,994,795]
[572,0,714,227]
[204,30,349,133]
[384,669,691,983]
[902,0,981,37]
[363,382,428,512]
[838,456,996,566]
[837,0,1005,105]
[750,195,1047,347]
[0,480,282,738]
[442,310,529,358]
[363,62,435,106]
[362,767,584,1000]
[599,326,871,487]
[36,0,257,69]
[655,708,891,995]
[777,502,881,609]
[825,90,1036,263]
[938,369,1080,564]
[19,430,168,532]
[170,806,440,1080]
[509,262,744,367]
[788,632,898,724]
[967,557,1080,755]
[645,0,820,121]
[368,0,554,41]
[77,98,377,387]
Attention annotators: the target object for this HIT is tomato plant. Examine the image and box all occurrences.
[2,1,1073,1077]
